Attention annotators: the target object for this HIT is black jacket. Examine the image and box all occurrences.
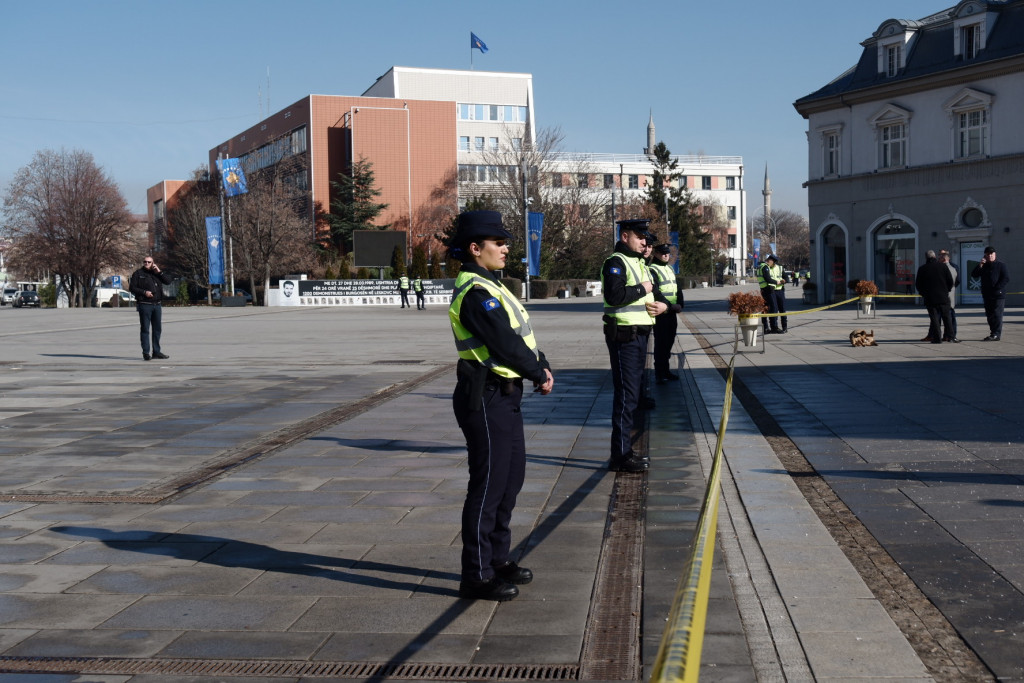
[971,259,1009,300]
[915,258,953,306]
[129,267,172,304]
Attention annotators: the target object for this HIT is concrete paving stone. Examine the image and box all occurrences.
[969,540,1024,568]
[0,503,39,518]
[354,491,469,508]
[309,522,459,546]
[0,593,139,629]
[473,634,583,664]
[237,566,441,599]
[784,596,899,633]
[355,544,460,574]
[646,492,702,509]
[67,565,264,596]
[799,630,935,679]
[4,628,182,658]
[204,478,333,493]
[315,477,443,493]
[0,628,36,653]
[99,595,316,631]
[395,507,469,526]
[174,522,326,545]
[195,542,370,571]
[0,520,53,540]
[43,540,221,567]
[485,598,591,637]
[312,631,479,663]
[158,630,330,660]
[36,523,181,543]
[0,503,154,524]
[134,506,281,524]
[230,491,368,507]
[0,564,105,593]
[289,596,494,634]
[943,519,1024,542]
[864,520,959,546]
[1,540,79,564]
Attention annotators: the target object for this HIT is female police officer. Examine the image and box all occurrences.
[448,210,554,601]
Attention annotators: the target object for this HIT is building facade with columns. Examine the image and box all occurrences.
[794,0,1024,304]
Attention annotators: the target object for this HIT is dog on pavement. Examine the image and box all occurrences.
[849,329,878,347]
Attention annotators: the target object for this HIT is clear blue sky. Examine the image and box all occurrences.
[1,0,945,218]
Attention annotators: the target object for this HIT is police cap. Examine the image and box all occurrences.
[765,253,778,262]
[452,210,513,247]
[654,244,672,255]
[616,219,650,237]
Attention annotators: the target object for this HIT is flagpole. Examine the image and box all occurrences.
[470,32,474,70]
[217,154,227,305]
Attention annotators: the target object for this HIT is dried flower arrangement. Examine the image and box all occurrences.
[851,279,879,297]
[728,291,769,317]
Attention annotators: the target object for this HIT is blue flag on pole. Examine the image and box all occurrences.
[206,217,225,285]
[528,212,543,277]
[471,32,488,53]
[217,158,248,197]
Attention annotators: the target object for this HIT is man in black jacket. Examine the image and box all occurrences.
[971,246,1010,341]
[915,250,954,344]
[128,256,173,360]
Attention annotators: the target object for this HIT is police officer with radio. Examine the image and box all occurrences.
[412,275,425,309]
[650,243,684,383]
[448,210,554,602]
[398,274,411,308]
[602,219,666,473]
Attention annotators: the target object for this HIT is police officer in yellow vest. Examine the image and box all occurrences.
[650,243,684,383]
[412,276,425,309]
[448,210,554,601]
[757,254,787,334]
[602,219,667,473]
[398,274,411,308]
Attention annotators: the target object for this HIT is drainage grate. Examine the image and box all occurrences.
[0,656,579,680]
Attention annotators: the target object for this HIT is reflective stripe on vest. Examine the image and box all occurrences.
[756,262,770,288]
[448,272,538,378]
[602,253,654,325]
[399,276,409,289]
[413,279,423,292]
[650,263,677,305]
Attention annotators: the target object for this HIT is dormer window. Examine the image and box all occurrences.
[886,44,902,77]
[953,2,996,59]
[961,24,980,58]
[874,20,914,77]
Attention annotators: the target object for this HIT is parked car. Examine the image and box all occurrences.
[211,288,253,303]
[92,288,135,307]
[12,290,41,308]
[1,287,17,305]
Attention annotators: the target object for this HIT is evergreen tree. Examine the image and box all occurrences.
[327,157,389,253]
[391,245,406,277]
[646,142,712,276]
[411,245,428,278]
[428,249,443,278]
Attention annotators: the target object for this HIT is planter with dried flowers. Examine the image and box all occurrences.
[729,291,768,346]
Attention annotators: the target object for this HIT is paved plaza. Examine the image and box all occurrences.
[0,287,1021,682]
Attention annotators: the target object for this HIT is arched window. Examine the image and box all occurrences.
[821,225,847,303]
[872,220,917,294]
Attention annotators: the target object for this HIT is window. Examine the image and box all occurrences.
[628,174,639,189]
[962,24,981,59]
[489,137,499,151]
[459,104,471,120]
[702,176,712,190]
[825,132,840,175]
[886,44,902,77]
[153,199,164,221]
[511,138,522,151]
[727,206,737,220]
[958,109,989,158]
[577,174,588,189]
[458,165,473,182]
[474,104,485,121]
[880,123,905,168]
[728,234,737,248]
[459,136,470,152]
[725,177,736,191]
[488,105,499,121]
[604,174,615,189]
[474,136,485,152]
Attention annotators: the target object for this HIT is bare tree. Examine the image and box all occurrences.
[2,149,135,306]
[228,160,317,303]
[164,167,220,297]
[750,209,809,269]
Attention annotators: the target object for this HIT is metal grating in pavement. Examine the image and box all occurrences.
[0,656,580,680]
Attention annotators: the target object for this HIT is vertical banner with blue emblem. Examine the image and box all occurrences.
[670,231,680,274]
[206,217,225,285]
[528,212,544,278]
[753,238,761,264]
[217,158,248,197]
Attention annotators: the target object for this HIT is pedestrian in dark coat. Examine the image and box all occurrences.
[915,250,954,344]
[971,246,1010,341]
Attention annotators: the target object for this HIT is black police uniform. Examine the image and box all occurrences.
[650,248,684,382]
[602,226,654,472]
[413,277,425,309]
[449,211,551,601]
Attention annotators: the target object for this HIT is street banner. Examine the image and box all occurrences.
[670,230,679,274]
[528,212,543,277]
[753,238,761,263]
[206,217,225,285]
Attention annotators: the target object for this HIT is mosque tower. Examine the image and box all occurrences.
[644,111,655,155]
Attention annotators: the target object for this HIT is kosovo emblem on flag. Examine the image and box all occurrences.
[471,32,488,53]
[482,297,501,311]
[217,158,248,197]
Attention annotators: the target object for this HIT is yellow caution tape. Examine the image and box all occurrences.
[650,357,735,683]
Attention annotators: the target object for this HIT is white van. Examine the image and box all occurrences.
[1,287,17,305]
[92,288,135,307]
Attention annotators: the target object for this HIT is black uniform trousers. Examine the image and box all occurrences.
[453,379,525,582]
[607,331,649,462]
[137,303,163,355]
[760,287,787,332]
[653,311,677,378]
[415,291,425,309]
[926,304,953,341]
[983,297,1005,337]
[399,289,410,308]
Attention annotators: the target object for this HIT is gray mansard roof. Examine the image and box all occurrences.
[795,0,1024,109]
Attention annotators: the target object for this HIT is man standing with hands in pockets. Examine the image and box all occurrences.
[129,256,172,361]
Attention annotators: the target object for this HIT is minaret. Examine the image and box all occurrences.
[762,164,773,250]
[644,110,655,155]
